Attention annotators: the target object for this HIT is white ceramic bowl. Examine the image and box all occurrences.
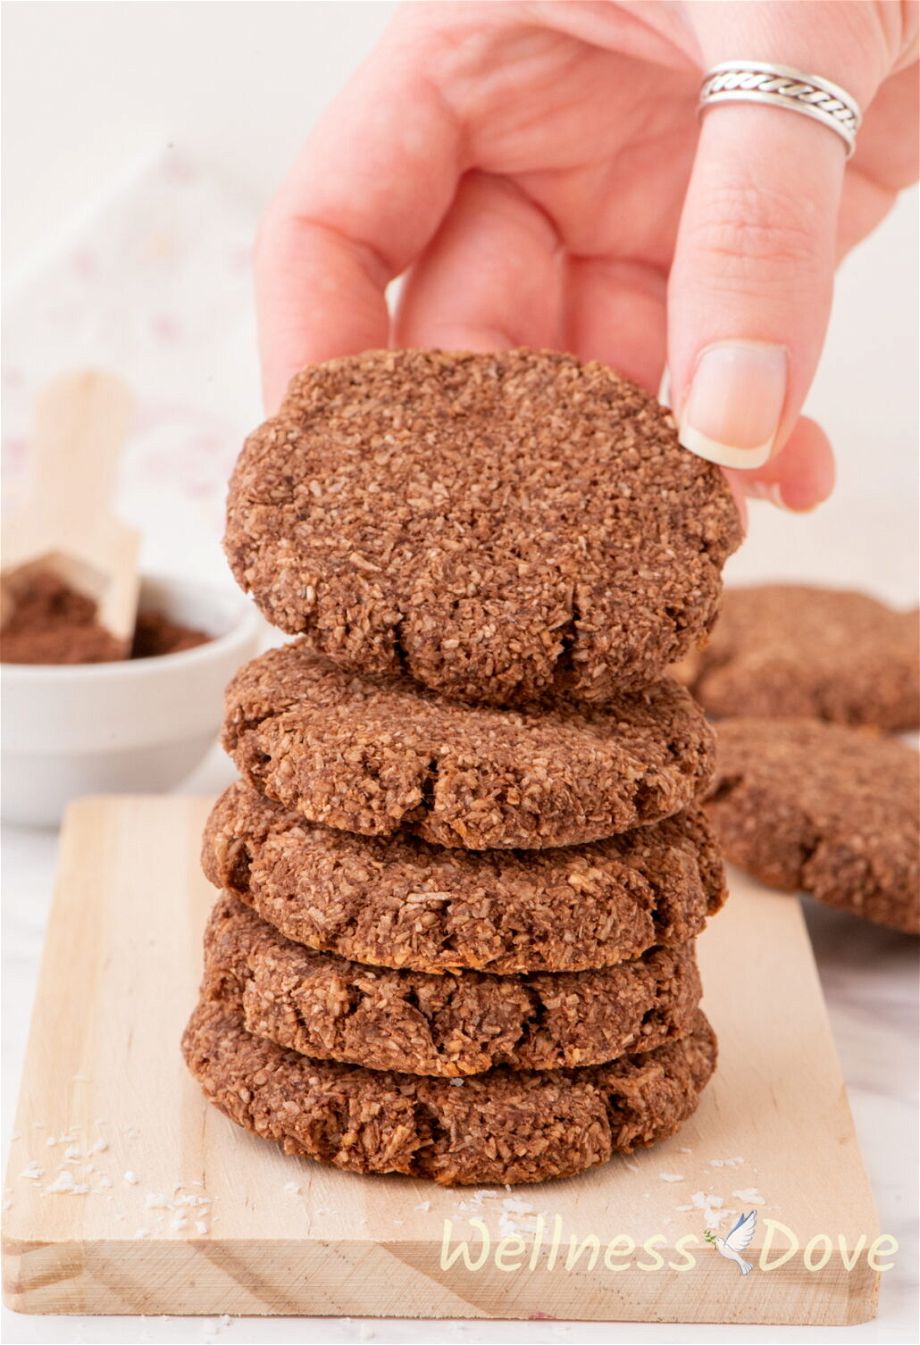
[1,573,262,827]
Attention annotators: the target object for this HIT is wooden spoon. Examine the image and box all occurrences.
[1,370,139,655]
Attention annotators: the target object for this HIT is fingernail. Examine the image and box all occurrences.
[679,342,787,470]
[658,365,672,406]
[747,481,793,511]
[747,479,819,513]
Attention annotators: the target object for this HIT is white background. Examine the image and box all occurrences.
[4,0,919,606]
[2,4,918,1344]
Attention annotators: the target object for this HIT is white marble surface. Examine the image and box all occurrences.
[3,5,918,1339]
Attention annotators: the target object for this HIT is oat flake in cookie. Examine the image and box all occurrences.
[205,893,704,1076]
[204,783,726,973]
[707,718,920,935]
[225,349,742,707]
[182,978,718,1186]
[676,585,920,731]
[222,645,716,849]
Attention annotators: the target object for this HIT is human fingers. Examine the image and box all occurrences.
[255,18,461,409]
[394,172,563,351]
[726,415,835,511]
[564,257,668,392]
[669,6,893,473]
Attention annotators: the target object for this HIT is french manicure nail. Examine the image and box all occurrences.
[679,342,787,470]
[747,479,819,513]
[746,480,791,510]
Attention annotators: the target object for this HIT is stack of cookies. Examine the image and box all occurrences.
[183,350,743,1185]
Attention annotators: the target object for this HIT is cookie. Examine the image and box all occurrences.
[225,349,741,707]
[203,783,727,973]
[676,585,919,730]
[205,892,703,1076]
[182,977,717,1185]
[707,718,920,934]
[223,645,715,849]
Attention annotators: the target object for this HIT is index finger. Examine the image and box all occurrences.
[255,20,462,409]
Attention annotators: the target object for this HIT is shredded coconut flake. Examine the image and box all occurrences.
[45,1170,89,1195]
[732,1187,766,1204]
[502,1197,535,1215]
[471,1189,499,1205]
[676,1190,731,1227]
[498,1196,541,1238]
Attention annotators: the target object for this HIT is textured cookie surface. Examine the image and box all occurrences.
[223,645,715,849]
[182,976,717,1186]
[205,893,703,1076]
[677,585,919,730]
[225,350,741,706]
[204,783,726,973]
[707,718,919,934]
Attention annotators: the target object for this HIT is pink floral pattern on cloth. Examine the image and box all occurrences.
[2,153,260,578]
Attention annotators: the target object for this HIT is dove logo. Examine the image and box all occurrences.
[704,1210,758,1276]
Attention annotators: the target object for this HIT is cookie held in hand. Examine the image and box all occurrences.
[226,349,741,706]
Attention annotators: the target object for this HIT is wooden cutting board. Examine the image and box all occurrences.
[3,796,881,1324]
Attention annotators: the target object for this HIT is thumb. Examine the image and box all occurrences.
[669,97,846,473]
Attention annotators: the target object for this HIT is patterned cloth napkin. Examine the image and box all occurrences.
[2,152,262,583]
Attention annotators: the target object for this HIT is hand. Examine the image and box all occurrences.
[255,0,918,511]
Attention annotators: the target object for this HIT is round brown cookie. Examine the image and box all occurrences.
[182,977,717,1186]
[676,585,919,731]
[225,349,741,707]
[205,892,703,1076]
[203,782,727,973]
[223,645,715,849]
[707,718,919,934]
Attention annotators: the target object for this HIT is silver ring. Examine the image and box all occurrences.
[699,60,861,158]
